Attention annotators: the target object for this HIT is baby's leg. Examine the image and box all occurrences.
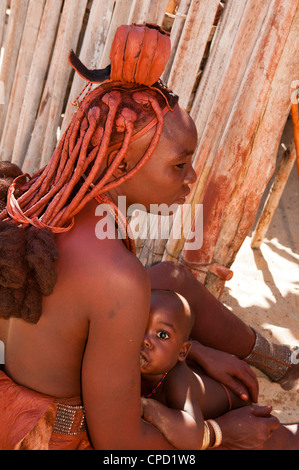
[189,364,251,419]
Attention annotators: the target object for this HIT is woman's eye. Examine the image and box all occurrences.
[175,163,186,169]
[157,331,169,340]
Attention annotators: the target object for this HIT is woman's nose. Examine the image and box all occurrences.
[185,164,197,185]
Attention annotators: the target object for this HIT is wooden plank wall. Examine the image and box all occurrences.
[136,0,299,298]
[177,0,299,297]
[0,0,298,297]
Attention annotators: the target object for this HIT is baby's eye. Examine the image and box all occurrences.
[157,331,169,340]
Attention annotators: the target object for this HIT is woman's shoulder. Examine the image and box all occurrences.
[57,200,138,269]
[55,200,150,308]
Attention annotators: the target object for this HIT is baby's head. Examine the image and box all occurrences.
[140,289,194,376]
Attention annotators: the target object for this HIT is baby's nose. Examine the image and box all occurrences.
[143,335,152,349]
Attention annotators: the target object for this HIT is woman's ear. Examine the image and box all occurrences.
[114,160,127,177]
[178,340,192,362]
[106,150,128,178]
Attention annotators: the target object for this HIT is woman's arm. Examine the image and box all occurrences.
[187,340,259,402]
[81,248,175,449]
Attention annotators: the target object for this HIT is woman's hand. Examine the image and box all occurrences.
[188,341,259,402]
[215,405,280,450]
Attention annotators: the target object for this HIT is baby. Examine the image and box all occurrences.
[140,289,250,449]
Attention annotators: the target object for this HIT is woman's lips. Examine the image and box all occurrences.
[182,186,191,198]
[177,186,191,203]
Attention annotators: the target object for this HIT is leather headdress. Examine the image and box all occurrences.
[68,23,178,110]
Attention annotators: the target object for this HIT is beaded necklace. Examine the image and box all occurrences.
[143,372,168,398]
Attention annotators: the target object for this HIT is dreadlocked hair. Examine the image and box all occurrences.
[0,161,59,323]
[1,82,171,230]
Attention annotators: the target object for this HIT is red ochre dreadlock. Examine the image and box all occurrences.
[2,85,169,233]
[0,23,178,323]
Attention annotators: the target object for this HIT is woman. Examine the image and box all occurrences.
[0,23,297,450]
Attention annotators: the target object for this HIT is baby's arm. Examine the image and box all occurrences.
[141,397,204,450]
[141,363,205,450]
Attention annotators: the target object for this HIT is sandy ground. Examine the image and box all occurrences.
[222,117,299,423]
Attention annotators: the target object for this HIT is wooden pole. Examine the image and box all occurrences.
[251,140,297,249]
[0,0,8,51]
[162,0,191,83]
[22,0,88,173]
[0,0,29,137]
[0,0,46,163]
[97,0,135,69]
[12,0,63,171]
[166,0,220,109]
[128,0,169,26]
[162,0,299,297]
[290,100,299,177]
[61,0,115,133]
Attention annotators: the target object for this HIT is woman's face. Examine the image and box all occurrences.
[109,105,198,212]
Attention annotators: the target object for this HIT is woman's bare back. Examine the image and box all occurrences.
[3,199,133,398]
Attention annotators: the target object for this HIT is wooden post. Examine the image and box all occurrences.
[291,99,299,177]
[12,0,63,171]
[136,0,221,263]
[0,0,8,50]
[61,0,170,137]
[0,0,29,137]
[162,0,191,83]
[97,0,135,69]
[204,1,299,297]
[128,0,169,26]
[0,0,46,163]
[251,140,297,249]
[61,0,115,133]
[154,0,299,298]
[22,0,88,173]
[183,0,299,297]
[166,0,220,109]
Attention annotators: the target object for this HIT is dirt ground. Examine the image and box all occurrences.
[222,116,299,423]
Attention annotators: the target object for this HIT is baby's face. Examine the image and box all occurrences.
[140,303,187,376]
